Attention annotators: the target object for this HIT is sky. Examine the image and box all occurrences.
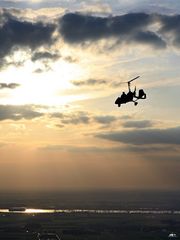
[0,0,180,191]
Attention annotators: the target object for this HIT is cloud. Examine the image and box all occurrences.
[0,9,179,70]
[50,111,120,127]
[40,143,180,155]
[64,56,78,63]
[122,120,154,129]
[72,78,107,87]
[133,30,166,48]
[40,145,114,153]
[94,115,116,124]
[0,83,20,89]
[123,145,180,154]
[40,144,133,153]
[0,0,66,9]
[59,12,151,41]
[0,10,55,59]
[34,68,44,73]
[160,14,180,47]
[33,62,52,73]
[147,155,180,162]
[31,51,60,62]
[59,12,166,49]
[96,127,180,145]
[62,115,89,125]
[0,105,44,121]
[51,111,90,125]
[78,2,112,15]
[0,0,179,16]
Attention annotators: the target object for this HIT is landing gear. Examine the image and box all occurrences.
[134,102,138,106]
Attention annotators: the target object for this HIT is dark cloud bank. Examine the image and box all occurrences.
[0,9,55,63]
[59,12,180,49]
[0,10,180,56]
[0,10,179,65]
[96,127,180,145]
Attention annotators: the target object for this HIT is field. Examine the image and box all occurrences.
[0,191,180,240]
[1,212,180,239]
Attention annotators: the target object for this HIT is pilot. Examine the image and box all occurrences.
[120,92,127,102]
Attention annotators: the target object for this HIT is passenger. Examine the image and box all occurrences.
[126,91,134,101]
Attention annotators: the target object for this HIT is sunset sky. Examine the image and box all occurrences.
[0,0,180,191]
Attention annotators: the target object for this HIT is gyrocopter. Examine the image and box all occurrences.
[115,76,146,107]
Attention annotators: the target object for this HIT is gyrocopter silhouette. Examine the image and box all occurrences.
[115,76,146,107]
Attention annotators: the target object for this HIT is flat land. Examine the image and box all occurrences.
[0,212,180,239]
[0,191,180,239]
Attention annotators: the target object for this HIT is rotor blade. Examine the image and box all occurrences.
[128,76,140,83]
[116,76,140,85]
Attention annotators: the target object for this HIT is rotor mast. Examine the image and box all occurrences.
[127,76,140,91]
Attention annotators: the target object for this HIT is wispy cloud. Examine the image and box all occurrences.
[94,115,117,124]
[0,83,20,89]
[50,111,121,127]
[51,111,90,125]
[122,120,154,129]
[0,105,44,121]
[71,79,108,87]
